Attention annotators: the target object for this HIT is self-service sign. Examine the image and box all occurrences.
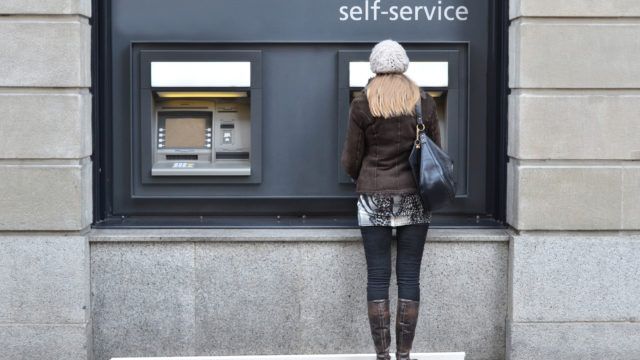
[338,0,470,22]
[110,0,486,42]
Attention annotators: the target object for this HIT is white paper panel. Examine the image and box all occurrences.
[151,62,251,87]
[349,61,448,88]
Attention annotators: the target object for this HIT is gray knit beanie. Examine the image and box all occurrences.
[369,39,410,74]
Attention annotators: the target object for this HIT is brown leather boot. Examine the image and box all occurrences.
[367,299,391,360]
[395,298,420,360]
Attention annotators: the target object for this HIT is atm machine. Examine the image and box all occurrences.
[143,59,255,176]
[151,95,251,176]
[338,49,465,189]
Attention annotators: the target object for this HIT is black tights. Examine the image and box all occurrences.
[360,224,429,301]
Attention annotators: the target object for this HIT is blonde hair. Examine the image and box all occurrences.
[366,73,421,118]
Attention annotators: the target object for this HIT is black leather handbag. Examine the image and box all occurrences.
[408,100,456,212]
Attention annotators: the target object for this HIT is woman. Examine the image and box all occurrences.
[340,39,441,360]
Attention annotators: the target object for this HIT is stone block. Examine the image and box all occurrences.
[196,242,507,359]
[510,20,640,89]
[0,161,92,231]
[508,91,640,160]
[505,159,518,231]
[81,157,92,228]
[622,167,640,229]
[0,0,90,16]
[0,90,91,158]
[507,322,640,360]
[294,242,370,354]
[194,241,318,355]
[0,235,89,324]
[0,323,90,360]
[90,238,506,360]
[506,161,623,230]
[0,19,90,87]
[195,240,508,358]
[510,234,640,322]
[510,0,640,19]
[90,242,196,360]
[420,241,508,359]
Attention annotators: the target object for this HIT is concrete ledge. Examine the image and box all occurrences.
[507,321,640,360]
[88,228,511,243]
[0,0,90,17]
[0,18,90,87]
[510,0,640,19]
[509,19,640,89]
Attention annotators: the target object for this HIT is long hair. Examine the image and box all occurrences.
[365,73,421,119]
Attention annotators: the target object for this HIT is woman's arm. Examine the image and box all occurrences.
[340,100,367,181]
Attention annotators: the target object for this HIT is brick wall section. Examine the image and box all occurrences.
[0,1,93,359]
[507,1,640,359]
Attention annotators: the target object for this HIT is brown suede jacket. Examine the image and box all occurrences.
[340,89,441,194]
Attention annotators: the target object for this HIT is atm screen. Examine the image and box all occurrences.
[165,117,207,148]
[157,112,213,150]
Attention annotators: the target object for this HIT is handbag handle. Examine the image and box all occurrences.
[414,98,426,149]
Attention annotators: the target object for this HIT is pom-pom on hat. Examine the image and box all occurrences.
[369,39,410,74]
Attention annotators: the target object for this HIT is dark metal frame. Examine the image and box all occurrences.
[91,0,509,228]
[133,47,263,188]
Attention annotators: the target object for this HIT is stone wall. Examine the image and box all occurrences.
[507,0,640,358]
[0,1,93,359]
[3,0,640,359]
[89,229,509,360]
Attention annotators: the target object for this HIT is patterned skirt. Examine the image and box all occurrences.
[357,192,432,227]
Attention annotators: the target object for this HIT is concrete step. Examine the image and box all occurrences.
[112,353,465,360]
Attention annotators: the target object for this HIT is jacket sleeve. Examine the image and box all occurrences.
[425,97,442,148]
[340,100,367,181]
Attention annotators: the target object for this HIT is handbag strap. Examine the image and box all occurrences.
[414,95,426,148]
[415,97,424,126]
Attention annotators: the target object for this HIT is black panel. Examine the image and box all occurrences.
[133,48,262,188]
[92,0,509,227]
